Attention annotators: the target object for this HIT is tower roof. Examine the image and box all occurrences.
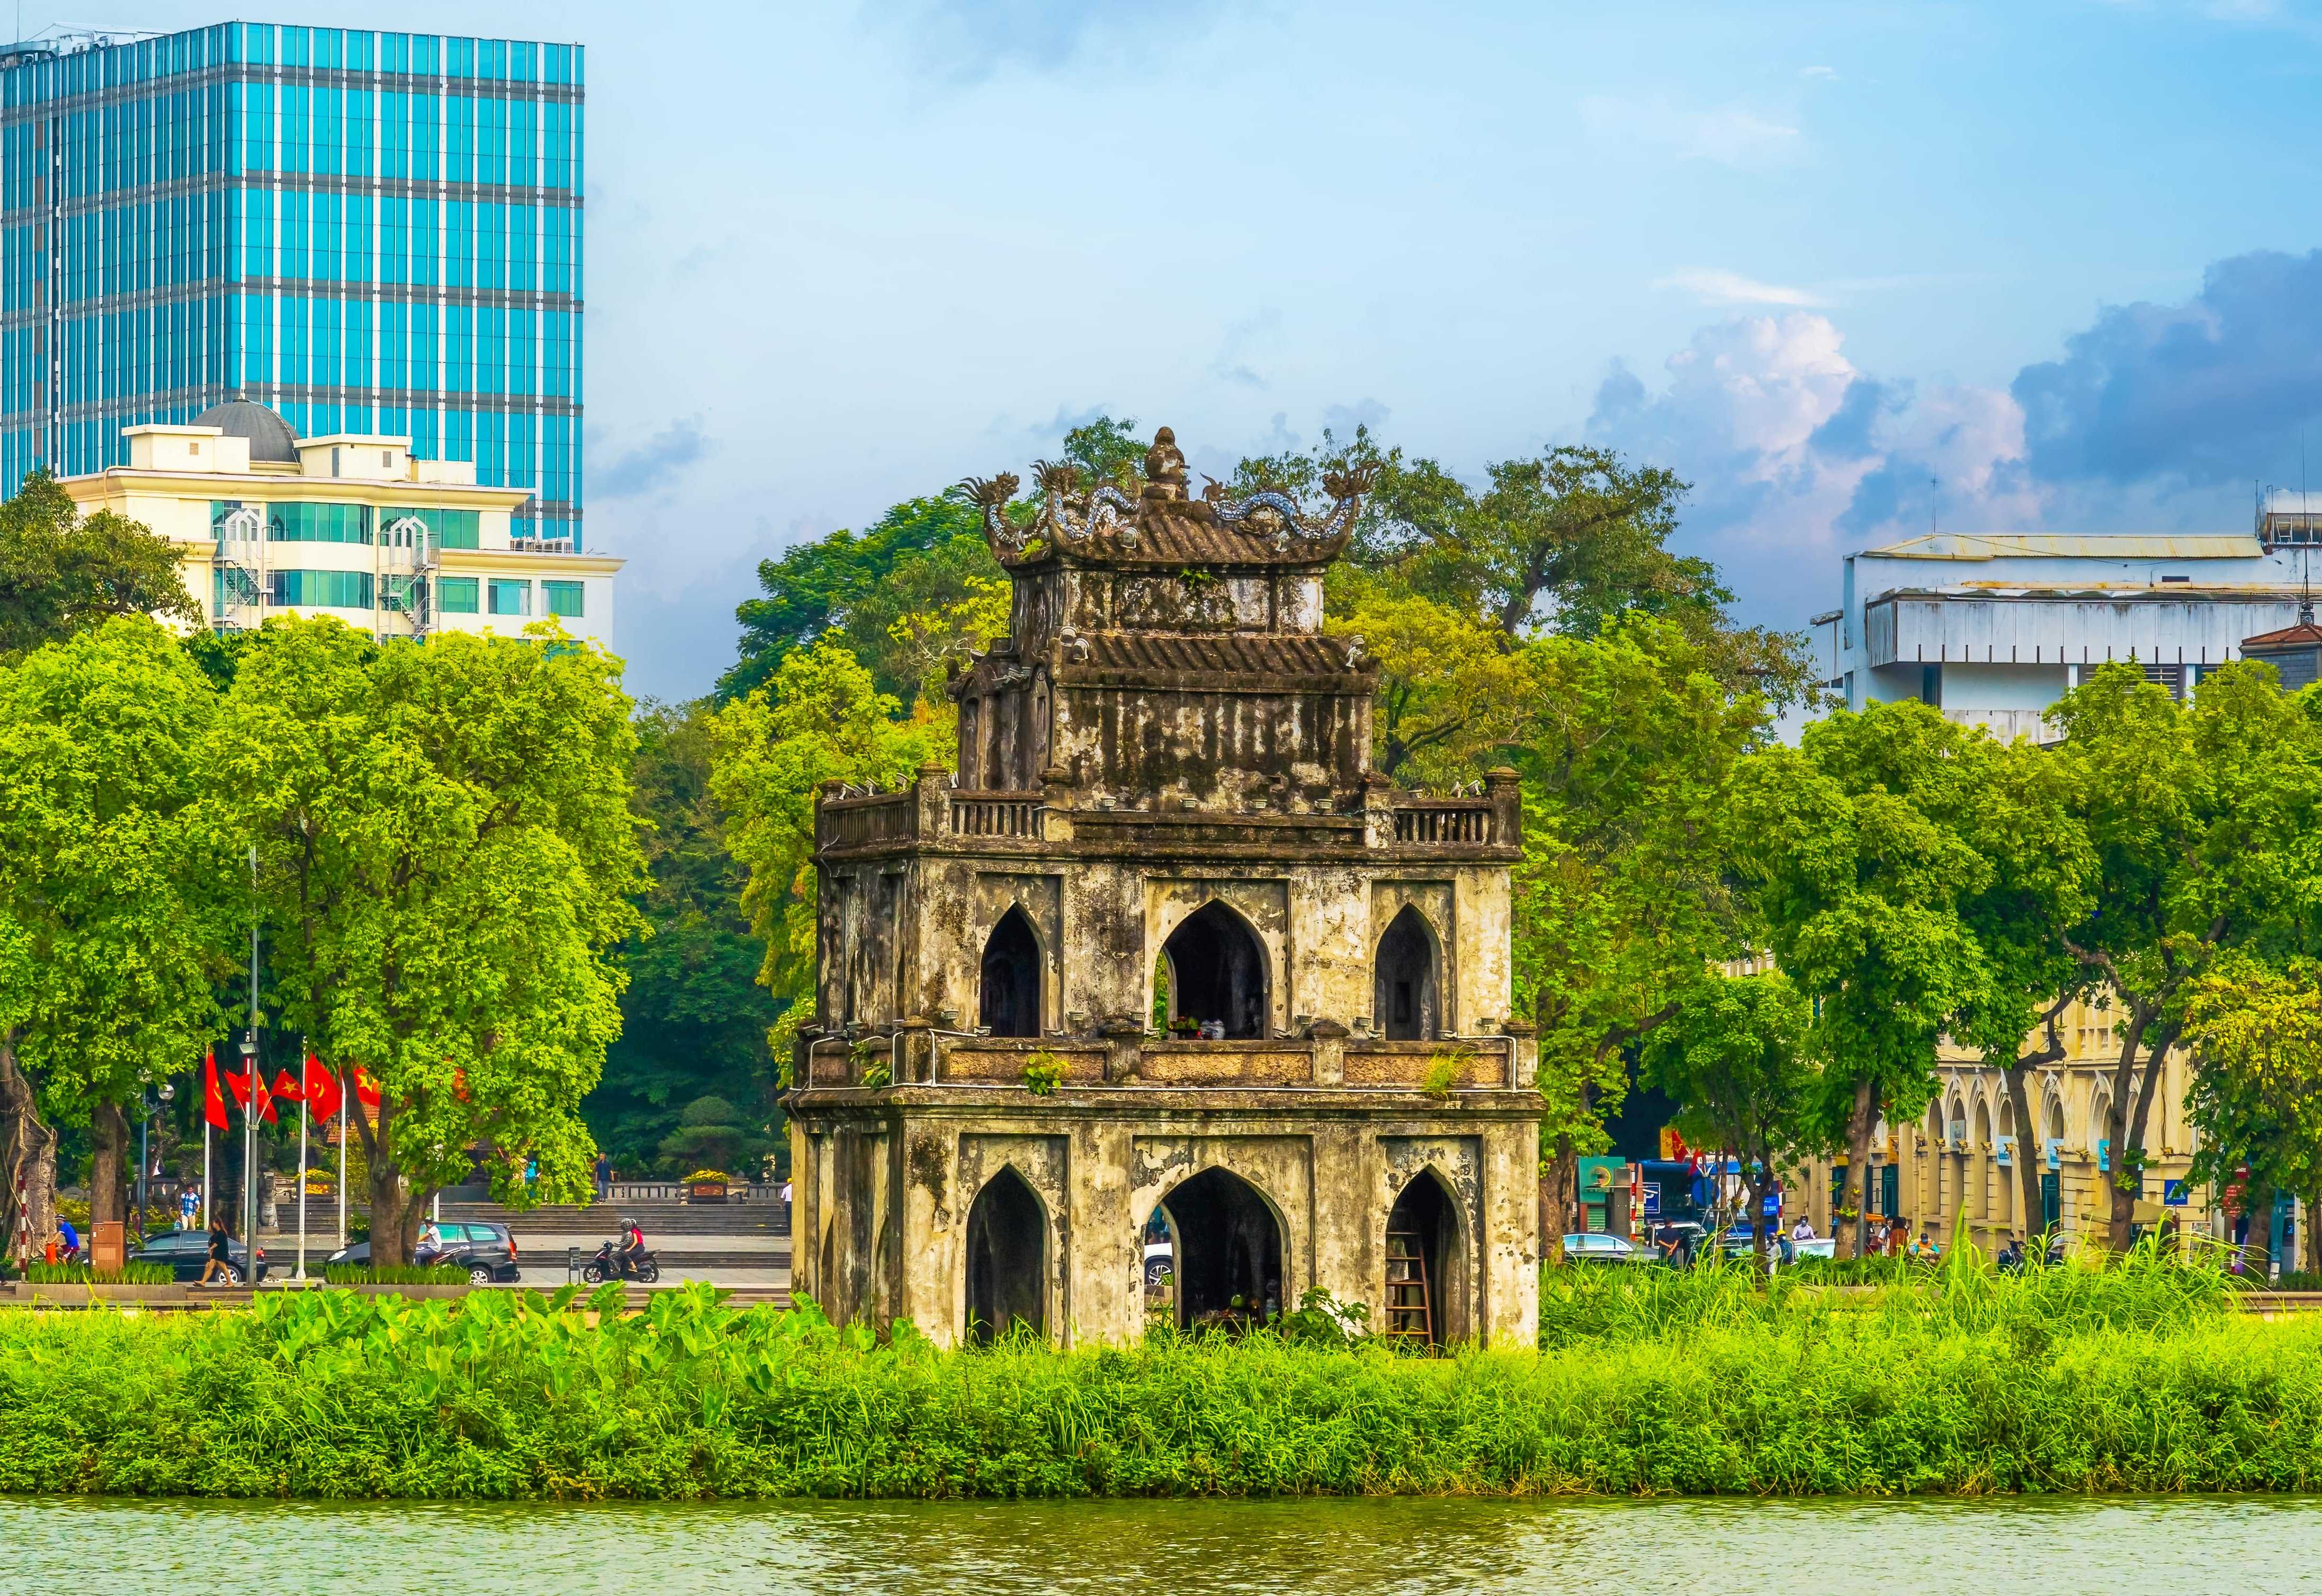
[958,426,1378,569]
[190,399,298,464]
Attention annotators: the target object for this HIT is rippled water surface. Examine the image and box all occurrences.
[10,1494,2322,1594]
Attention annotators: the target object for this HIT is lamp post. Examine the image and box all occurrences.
[136,1082,174,1241]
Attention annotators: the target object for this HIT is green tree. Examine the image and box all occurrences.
[1947,734,2100,1239]
[205,618,645,1262]
[2049,659,2318,1252]
[711,639,951,1080]
[2182,953,2322,1274]
[1727,701,1992,1259]
[1510,616,1772,1242]
[1639,970,1818,1261]
[0,469,200,657]
[656,1093,776,1176]
[722,495,1002,703]
[586,700,781,1177]
[0,618,229,1253]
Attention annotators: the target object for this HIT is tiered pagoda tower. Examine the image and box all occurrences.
[788,427,1540,1347]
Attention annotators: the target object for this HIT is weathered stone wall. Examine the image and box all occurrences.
[815,851,1515,1042]
[790,1091,1541,1350]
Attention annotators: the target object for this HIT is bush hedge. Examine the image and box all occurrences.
[2,1262,2319,1500]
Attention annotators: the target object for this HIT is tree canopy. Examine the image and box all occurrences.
[0,469,199,659]
[204,617,646,1261]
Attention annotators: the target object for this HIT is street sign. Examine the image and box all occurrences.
[2163,1179,2188,1208]
[1641,1182,1662,1217]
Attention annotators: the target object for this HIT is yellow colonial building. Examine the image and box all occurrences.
[1795,993,2219,1252]
[61,401,618,646]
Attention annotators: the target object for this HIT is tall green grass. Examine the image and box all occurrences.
[1,1267,2318,1500]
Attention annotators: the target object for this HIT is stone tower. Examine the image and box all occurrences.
[788,427,1540,1348]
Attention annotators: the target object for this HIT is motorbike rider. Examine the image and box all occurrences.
[613,1215,646,1278]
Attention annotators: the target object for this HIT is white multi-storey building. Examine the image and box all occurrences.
[1828,495,2322,740]
[60,401,619,649]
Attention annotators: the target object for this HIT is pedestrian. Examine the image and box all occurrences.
[1790,1216,1815,1243]
[56,1216,81,1264]
[593,1152,611,1202]
[178,1183,200,1231]
[1997,1232,2023,1274]
[197,1216,235,1286]
[1916,1226,1941,1262]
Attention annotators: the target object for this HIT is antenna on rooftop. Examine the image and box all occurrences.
[1930,476,1938,536]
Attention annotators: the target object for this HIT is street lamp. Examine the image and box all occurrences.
[136,1081,174,1235]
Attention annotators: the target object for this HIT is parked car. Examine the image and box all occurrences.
[1560,1231,1649,1263]
[326,1221,519,1284]
[128,1228,267,1284]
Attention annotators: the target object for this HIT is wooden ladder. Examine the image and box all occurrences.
[1385,1229,1432,1341]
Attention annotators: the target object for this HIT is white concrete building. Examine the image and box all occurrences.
[60,401,619,649]
[1828,495,2322,740]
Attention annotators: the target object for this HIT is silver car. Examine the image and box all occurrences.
[1560,1231,1649,1263]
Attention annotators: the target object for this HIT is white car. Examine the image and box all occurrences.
[1561,1231,1648,1263]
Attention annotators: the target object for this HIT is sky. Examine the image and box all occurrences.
[59,0,2322,697]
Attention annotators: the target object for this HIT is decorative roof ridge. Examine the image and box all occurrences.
[957,425,1377,568]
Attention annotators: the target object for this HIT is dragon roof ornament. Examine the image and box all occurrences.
[956,425,1379,565]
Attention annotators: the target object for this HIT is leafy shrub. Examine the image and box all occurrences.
[1022,1051,1064,1095]
[23,1262,172,1286]
[1419,1048,1468,1097]
[0,1276,2315,1499]
[321,1265,469,1286]
[682,1169,732,1186]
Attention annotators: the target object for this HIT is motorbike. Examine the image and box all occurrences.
[579,1238,660,1285]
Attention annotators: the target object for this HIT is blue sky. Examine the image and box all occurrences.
[76,1,2322,696]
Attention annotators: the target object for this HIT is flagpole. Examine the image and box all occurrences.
[294,1049,309,1283]
[336,1064,348,1250]
[243,842,260,1285]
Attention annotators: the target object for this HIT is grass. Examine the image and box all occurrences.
[1,1250,2318,1500]
[320,1265,469,1286]
[15,1262,174,1286]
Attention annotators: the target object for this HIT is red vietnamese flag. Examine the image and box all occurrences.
[203,1050,229,1131]
[272,1068,303,1106]
[226,1068,280,1124]
[303,1053,343,1123]
[354,1066,381,1109]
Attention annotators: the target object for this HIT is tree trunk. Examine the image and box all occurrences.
[1543,1133,1577,1263]
[0,1039,57,1265]
[360,1101,429,1265]
[2001,1063,2048,1249]
[1835,1074,1878,1261]
[89,1098,130,1227]
[2103,1007,2154,1255]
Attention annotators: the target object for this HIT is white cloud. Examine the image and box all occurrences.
[1655,268,1827,308]
[1586,311,2036,617]
[1800,64,1838,78]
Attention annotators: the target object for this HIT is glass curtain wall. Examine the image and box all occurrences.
[0,24,584,545]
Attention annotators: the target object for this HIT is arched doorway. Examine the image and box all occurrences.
[1160,1167,1283,1329]
[1373,906,1440,1041]
[1159,901,1268,1038]
[1384,1169,1467,1347]
[979,907,1042,1037]
[964,1166,1045,1345]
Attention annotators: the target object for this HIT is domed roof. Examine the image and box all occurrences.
[191,399,298,464]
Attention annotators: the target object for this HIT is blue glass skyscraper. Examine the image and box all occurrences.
[0,23,584,546]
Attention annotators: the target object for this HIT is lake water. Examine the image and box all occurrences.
[11,1494,2322,1594]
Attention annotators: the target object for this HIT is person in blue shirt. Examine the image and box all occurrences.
[56,1217,80,1262]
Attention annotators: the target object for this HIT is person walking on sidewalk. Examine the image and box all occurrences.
[197,1217,234,1286]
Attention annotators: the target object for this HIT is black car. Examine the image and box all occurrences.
[129,1227,268,1284]
[327,1221,519,1284]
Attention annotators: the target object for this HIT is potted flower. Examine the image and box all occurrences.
[684,1168,731,1204]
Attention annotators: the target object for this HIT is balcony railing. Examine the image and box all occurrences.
[951,793,1042,838]
[1392,800,1493,844]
